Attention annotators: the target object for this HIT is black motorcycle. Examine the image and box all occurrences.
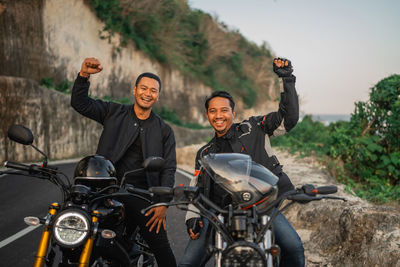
[145,153,346,267]
[2,125,161,267]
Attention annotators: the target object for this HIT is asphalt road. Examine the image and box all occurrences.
[0,163,212,266]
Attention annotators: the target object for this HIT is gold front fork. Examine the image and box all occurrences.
[78,211,99,267]
[78,237,95,267]
[33,203,59,267]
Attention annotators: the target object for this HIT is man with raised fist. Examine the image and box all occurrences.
[71,57,177,267]
[180,58,304,267]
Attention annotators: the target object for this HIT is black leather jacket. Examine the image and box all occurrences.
[193,75,298,207]
[71,75,176,203]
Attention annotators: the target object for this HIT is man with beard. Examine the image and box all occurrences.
[180,58,304,267]
[71,57,176,266]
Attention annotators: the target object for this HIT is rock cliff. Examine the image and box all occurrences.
[0,76,101,162]
[0,0,217,124]
[278,150,400,267]
[0,0,278,162]
[0,0,278,124]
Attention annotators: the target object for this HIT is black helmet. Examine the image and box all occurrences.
[73,155,117,192]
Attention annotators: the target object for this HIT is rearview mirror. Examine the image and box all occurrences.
[8,125,34,145]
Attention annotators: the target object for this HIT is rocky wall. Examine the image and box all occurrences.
[0,0,279,126]
[284,200,400,267]
[0,76,102,162]
[0,0,219,126]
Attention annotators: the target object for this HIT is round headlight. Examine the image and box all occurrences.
[222,241,266,267]
[53,210,90,247]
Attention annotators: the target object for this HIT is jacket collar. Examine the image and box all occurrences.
[130,104,154,128]
[214,124,235,140]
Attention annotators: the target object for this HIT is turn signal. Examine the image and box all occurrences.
[269,245,280,256]
[24,216,40,226]
[101,229,116,239]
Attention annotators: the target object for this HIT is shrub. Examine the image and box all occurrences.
[89,0,278,108]
[40,78,73,94]
[271,74,400,203]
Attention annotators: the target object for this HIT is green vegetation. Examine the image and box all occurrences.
[103,95,132,105]
[40,77,73,94]
[89,0,276,107]
[271,75,400,204]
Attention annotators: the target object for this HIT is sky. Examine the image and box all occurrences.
[188,0,400,115]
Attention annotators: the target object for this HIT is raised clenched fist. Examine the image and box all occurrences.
[79,58,103,78]
[273,58,293,78]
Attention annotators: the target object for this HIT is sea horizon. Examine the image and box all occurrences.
[300,114,351,125]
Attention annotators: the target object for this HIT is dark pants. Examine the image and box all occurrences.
[178,212,304,267]
[124,195,177,267]
[273,212,305,267]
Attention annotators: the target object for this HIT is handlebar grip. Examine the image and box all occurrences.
[149,187,173,195]
[4,161,31,172]
[314,186,337,195]
[46,165,58,171]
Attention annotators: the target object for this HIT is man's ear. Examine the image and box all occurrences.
[233,110,236,119]
[133,86,136,96]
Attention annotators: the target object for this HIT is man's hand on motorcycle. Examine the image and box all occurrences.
[80,57,103,78]
[186,218,203,240]
[145,206,167,234]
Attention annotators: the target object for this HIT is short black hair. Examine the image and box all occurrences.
[205,91,235,111]
[135,72,162,92]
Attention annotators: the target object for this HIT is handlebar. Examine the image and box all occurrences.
[4,161,32,172]
[313,186,337,195]
[301,184,337,196]
[149,186,199,200]
[148,183,346,212]
[148,187,173,195]
[4,161,59,176]
[4,160,71,202]
[126,185,153,196]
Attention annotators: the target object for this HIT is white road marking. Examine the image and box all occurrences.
[0,225,40,249]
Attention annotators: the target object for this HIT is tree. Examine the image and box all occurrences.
[338,74,400,185]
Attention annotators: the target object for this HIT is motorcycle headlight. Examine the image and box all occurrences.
[221,241,266,267]
[53,210,90,247]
